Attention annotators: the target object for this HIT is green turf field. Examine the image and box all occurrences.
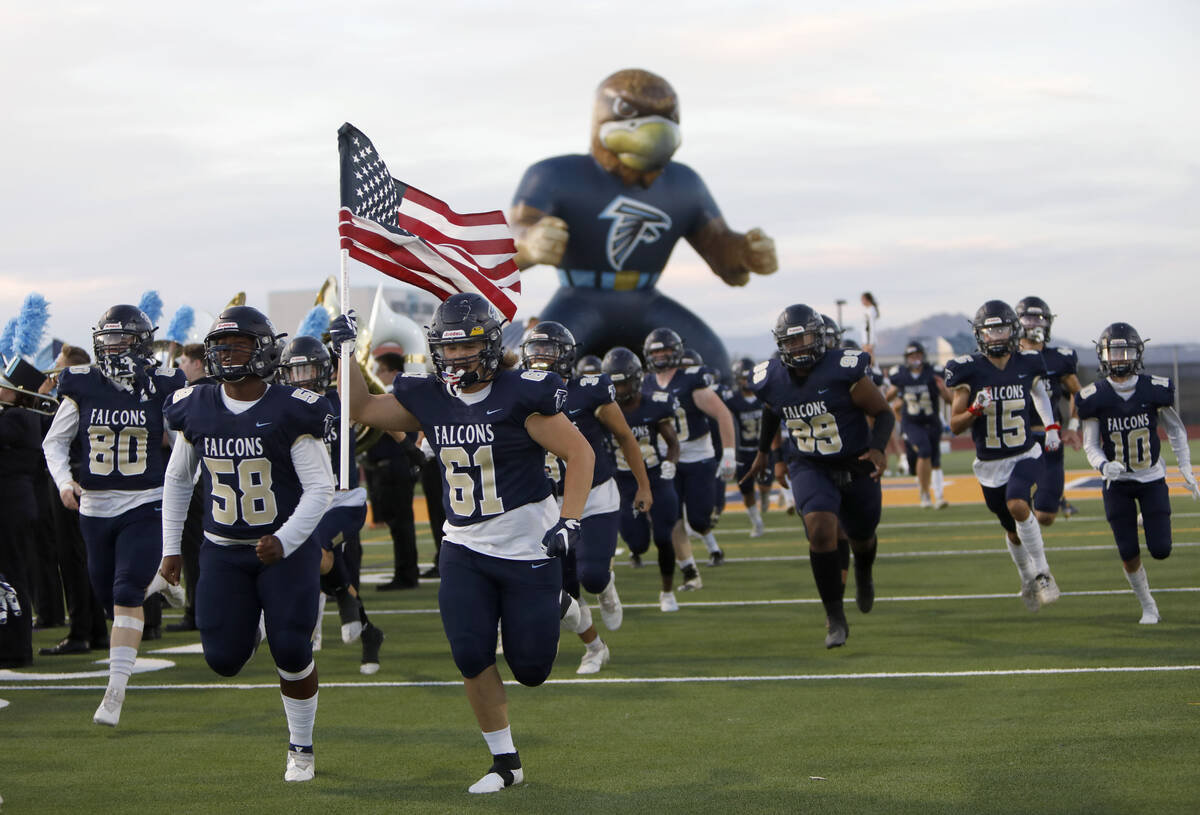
[5,457,1200,814]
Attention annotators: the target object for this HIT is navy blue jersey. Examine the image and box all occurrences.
[643,365,716,443]
[512,154,723,289]
[321,389,359,490]
[943,350,1049,461]
[58,365,187,491]
[616,390,678,472]
[750,350,873,465]
[719,386,763,454]
[1039,345,1079,425]
[888,364,944,426]
[564,373,617,487]
[1076,375,1175,473]
[393,368,567,526]
[165,383,329,540]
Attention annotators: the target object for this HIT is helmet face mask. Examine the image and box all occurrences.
[279,336,332,391]
[92,305,155,381]
[731,357,755,390]
[773,305,826,371]
[905,341,925,370]
[972,300,1020,358]
[1096,322,1144,378]
[601,347,643,404]
[427,294,503,388]
[204,306,284,383]
[821,315,842,352]
[643,328,683,372]
[520,321,576,378]
[1016,296,1053,344]
[575,355,602,376]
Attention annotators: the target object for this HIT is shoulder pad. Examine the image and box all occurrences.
[887,365,901,377]
[400,371,430,379]
[1077,383,1097,400]
[521,370,549,382]
[651,391,670,403]
[684,365,702,375]
[577,374,602,387]
[68,365,91,375]
[171,386,195,403]
[1018,349,1041,358]
[154,368,177,378]
[952,354,973,365]
[1150,375,1171,390]
[291,388,321,404]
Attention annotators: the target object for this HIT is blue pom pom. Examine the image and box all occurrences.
[15,293,50,357]
[138,290,163,326]
[0,318,17,361]
[297,307,330,339]
[165,306,195,344]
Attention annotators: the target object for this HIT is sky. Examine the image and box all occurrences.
[2,0,1197,355]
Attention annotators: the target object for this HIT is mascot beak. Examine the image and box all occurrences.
[598,115,681,171]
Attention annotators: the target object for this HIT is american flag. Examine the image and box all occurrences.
[336,123,520,322]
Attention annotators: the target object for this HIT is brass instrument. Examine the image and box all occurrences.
[314,277,385,455]
[361,281,429,374]
[1,357,60,415]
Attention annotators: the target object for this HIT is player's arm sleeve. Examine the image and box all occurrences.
[274,435,335,558]
[1158,406,1191,470]
[1081,418,1107,471]
[1031,378,1056,427]
[42,398,80,493]
[162,433,201,558]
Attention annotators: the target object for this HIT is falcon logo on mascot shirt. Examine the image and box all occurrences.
[600,195,672,270]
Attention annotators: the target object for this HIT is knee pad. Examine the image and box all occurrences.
[1142,512,1173,560]
[451,636,497,681]
[507,658,553,688]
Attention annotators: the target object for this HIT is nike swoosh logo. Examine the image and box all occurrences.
[568,409,583,415]
[256,421,272,427]
[817,388,829,394]
[486,408,504,416]
[532,562,549,569]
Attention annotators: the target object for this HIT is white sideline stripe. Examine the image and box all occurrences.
[5,663,1199,691]
[713,541,1200,564]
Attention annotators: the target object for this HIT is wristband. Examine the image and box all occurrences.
[1067,417,1080,432]
[968,404,984,417]
[1045,423,1061,432]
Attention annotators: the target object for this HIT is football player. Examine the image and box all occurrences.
[278,336,384,673]
[337,293,594,794]
[521,321,652,674]
[603,347,685,611]
[945,300,1062,613]
[743,304,895,648]
[158,306,334,781]
[885,341,954,508]
[42,305,188,726]
[1077,323,1199,623]
[1016,297,1083,523]
[720,358,767,537]
[643,327,736,572]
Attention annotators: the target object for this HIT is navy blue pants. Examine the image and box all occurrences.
[438,542,561,686]
[79,500,162,614]
[787,457,882,542]
[980,455,1045,533]
[196,536,321,676]
[1031,433,1065,513]
[674,457,718,534]
[616,470,679,577]
[562,510,620,597]
[902,420,942,467]
[313,503,368,590]
[1103,477,1172,563]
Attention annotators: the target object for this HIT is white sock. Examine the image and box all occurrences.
[931,469,945,500]
[108,645,137,693]
[1124,566,1157,614]
[585,637,605,654]
[678,557,696,571]
[1006,536,1037,583]
[281,691,318,748]
[747,505,762,527]
[1015,516,1050,574]
[482,725,516,756]
[573,598,593,635]
[701,532,720,554]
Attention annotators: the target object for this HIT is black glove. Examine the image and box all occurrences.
[541,518,580,559]
[329,310,358,348]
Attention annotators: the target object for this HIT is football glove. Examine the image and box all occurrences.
[968,389,992,416]
[329,310,359,349]
[659,460,676,481]
[542,518,580,559]
[0,574,20,626]
[1100,460,1125,484]
[1044,424,1062,453]
[719,448,737,481]
[1181,463,1200,501]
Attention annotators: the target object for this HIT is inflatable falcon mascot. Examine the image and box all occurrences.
[509,68,777,376]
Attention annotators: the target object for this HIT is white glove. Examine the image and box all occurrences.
[0,574,20,626]
[659,460,676,481]
[1101,460,1125,484]
[1181,464,1200,500]
[1044,425,1061,453]
[419,437,434,461]
[970,389,992,414]
[719,448,737,481]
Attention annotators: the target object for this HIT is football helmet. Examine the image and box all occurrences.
[680,347,703,367]
[821,314,842,351]
[92,305,155,380]
[905,340,926,369]
[426,293,504,387]
[204,306,285,382]
[971,300,1019,358]
[279,336,332,391]
[520,321,577,378]
[772,304,826,371]
[1096,322,1145,378]
[601,346,644,404]
[643,327,683,371]
[1015,296,1054,344]
[731,357,756,389]
[575,354,603,376]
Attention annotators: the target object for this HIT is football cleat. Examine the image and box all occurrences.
[708,549,725,567]
[824,614,849,649]
[919,494,932,509]
[469,765,524,794]
[1138,605,1160,625]
[629,552,643,568]
[749,519,765,538]
[597,574,623,631]
[679,564,702,591]
[360,623,384,675]
[338,592,363,643]
[1020,580,1041,613]
[576,640,610,675]
[935,498,949,509]
[284,748,315,782]
[1034,573,1060,606]
[93,687,125,727]
[659,591,679,612]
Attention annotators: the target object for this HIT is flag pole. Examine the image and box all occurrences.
[338,247,352,491]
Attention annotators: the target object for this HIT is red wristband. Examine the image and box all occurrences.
[968,404,984,417]
[1046,423,1061,432]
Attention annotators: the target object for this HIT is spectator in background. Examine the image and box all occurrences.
[166,343,209,632]
[367,352,422,591]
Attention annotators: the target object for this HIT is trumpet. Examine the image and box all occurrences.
[0,356,60,415]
